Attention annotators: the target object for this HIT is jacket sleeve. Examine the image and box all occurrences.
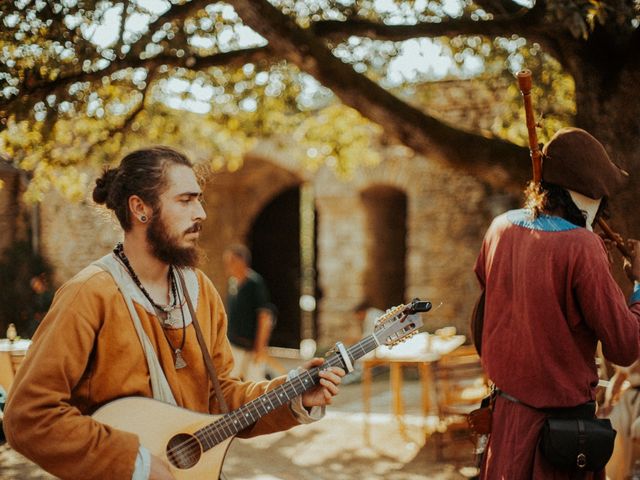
[572,237,640,366]
[199,274,300,437]
[3,270,139,480]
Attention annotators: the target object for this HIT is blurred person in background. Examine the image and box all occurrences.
[223,244,275,381]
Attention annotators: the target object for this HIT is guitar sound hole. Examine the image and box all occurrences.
[166,433,202,470]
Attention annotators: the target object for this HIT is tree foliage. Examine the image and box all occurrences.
[1,0,639,241]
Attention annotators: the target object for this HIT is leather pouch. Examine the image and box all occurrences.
[468,393,493,435]
[539,417,616,472]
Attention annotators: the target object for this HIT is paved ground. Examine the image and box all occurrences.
[0,369,479,479]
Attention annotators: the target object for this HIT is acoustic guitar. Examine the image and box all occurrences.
[92,299,432,479]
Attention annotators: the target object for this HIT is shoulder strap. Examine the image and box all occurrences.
[176,269,229,414]
[93,255,177,405]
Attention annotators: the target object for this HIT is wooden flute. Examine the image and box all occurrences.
[516,69,631,260]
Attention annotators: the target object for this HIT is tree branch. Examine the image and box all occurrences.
[0,0,215,123]
[312,0,552,46]
[311,1,570,71]
[312,16,547,43]
[114,0,131,59]
[0,47,270,129]
[228,0,530,192]
[85,69,155,159]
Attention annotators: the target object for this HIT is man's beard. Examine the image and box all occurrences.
[147,213,202,267]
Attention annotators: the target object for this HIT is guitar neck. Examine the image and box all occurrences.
[193,335,378,451]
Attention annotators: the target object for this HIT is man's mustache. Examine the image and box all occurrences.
[185,223,202,234]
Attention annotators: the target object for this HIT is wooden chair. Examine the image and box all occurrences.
[432,348,489,461]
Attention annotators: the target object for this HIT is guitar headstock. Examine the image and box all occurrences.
[373,299,432,348]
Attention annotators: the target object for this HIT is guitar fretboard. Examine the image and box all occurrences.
[194,335,379,451]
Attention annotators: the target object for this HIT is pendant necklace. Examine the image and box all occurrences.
[168,294,188,369]
[114,243,188,369]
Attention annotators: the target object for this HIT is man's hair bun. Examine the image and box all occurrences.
[92,168,118,205]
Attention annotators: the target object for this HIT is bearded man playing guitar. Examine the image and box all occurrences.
[3,147,345,480]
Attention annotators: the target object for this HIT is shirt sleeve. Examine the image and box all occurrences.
[287,368,325,423]
[3,272,140,480]
[132,446,151,480]
[254,275,271,311]
[572,238,640,366]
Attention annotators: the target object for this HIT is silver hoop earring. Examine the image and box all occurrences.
[140,215,147,223]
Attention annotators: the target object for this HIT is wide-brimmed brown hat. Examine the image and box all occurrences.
[542,127,628,199]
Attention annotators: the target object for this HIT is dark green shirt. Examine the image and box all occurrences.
[226,270,270,349]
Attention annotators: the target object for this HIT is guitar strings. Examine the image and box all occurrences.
[165,308,403,459]
[164,362,339,461]
[166,336,381,460]
[164,376,322,464]
[164,365,331,459]
[166,308,422,462]
[164,336,379,461]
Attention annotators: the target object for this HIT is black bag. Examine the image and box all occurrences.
[539,417,616,472]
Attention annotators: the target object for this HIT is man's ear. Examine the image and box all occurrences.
[128,195,150,224]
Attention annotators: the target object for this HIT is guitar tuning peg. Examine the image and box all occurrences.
[383,304,406,317]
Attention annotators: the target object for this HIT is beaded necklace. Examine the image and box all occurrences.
[114,243,188,369]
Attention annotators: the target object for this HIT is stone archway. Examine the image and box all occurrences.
[198,156,302,297]
[248,186,302,349]
[360,185,407,310]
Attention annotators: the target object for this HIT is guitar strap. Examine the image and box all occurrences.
[176,269,229,414]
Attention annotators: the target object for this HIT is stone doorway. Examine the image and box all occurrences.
[248,186,302,349]
[361,185,408,310]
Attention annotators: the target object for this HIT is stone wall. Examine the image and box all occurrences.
[197,156,303,297]
[418,77,510,137]
[35,146,497,349]
[38,190,122,285]
[29,79,513,350]
[311,151,494,345]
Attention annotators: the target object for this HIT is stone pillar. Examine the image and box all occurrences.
[314,173,367,347]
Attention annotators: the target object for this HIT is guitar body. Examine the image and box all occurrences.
[92,397,233,480]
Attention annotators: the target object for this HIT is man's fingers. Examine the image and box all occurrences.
[319,378,340,396]
[319,368,344,385]
[302,357,324,370]
[323,366,346,378]
[323,388,333,404]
